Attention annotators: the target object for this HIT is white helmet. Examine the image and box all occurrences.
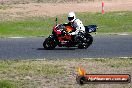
[68,12,76,22]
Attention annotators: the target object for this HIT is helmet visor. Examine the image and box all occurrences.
[68,17,74,21]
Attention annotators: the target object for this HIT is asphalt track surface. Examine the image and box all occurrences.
[0,35,132,59]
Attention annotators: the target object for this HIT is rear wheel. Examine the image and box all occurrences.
[43,38,57,50]
[78,34,93,49]
[85,34,93,46]
[78,43,88,49]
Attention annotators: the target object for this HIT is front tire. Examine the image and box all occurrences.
[43,37,57,50]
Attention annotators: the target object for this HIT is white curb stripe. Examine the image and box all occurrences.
[118,33,129,35]
[9,37,25,38]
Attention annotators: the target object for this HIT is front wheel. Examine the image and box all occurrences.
[43,37,57,50]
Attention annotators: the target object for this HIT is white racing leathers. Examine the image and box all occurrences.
[69,19,85,35]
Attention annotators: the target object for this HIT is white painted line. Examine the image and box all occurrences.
[118,33,129,35]
[9,37,25,39]
[119,57,132,59]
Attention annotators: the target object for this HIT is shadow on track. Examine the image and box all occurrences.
[37,47,76,50]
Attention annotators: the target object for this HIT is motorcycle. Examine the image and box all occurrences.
[43,18,98,50]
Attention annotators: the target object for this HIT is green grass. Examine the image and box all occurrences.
[0,60,65,88]
[77,11,132,33]
[0,60,64,75]
[0,17,55,37]
[0,5,9,10]
[0,80,17,88]
[0,11,132,37]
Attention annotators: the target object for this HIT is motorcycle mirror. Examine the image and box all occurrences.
[55,17,58,25]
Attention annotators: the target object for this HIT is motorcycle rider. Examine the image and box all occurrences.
[64,12,85,43]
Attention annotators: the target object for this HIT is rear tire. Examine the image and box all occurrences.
[43,38,57,50]
[78,43,88,49]
[85,34,93,47]
[78,34,93,49]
